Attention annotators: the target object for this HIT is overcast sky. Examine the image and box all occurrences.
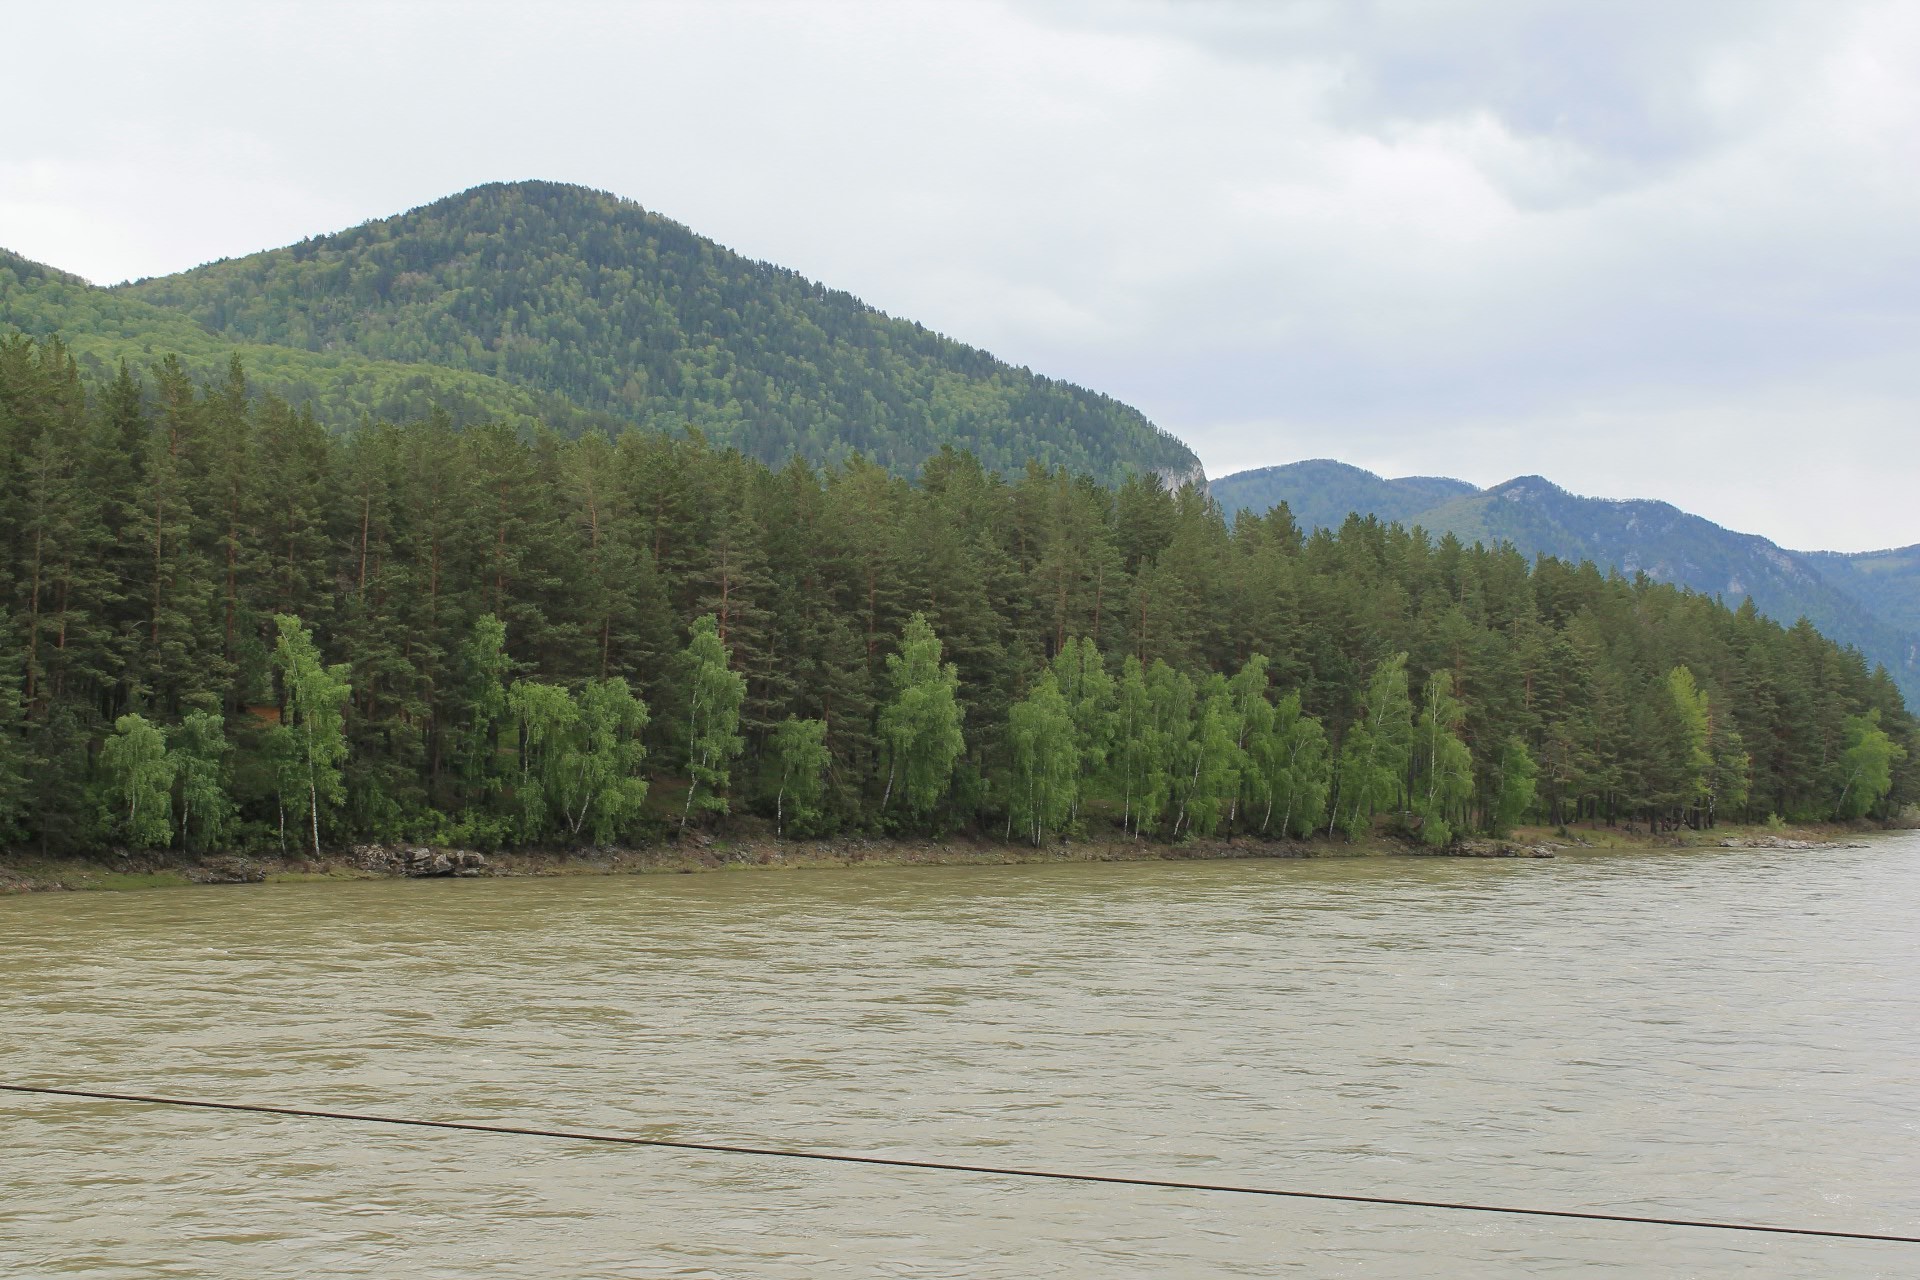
[7,1,1916,551]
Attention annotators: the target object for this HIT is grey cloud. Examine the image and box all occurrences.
[4,0,1917,550]
[1033,0,1833,204]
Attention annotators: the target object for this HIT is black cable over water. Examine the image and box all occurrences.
[5,1083,1915,1246]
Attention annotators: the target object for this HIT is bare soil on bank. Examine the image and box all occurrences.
[0,821,1885,896]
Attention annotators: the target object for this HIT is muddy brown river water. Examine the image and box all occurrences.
[3,838,1918,1277]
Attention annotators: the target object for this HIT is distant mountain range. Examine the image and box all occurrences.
[1213,460,1919,699]
[2,180,1200,484]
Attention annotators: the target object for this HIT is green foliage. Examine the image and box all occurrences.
[571,679,652,842]
[768,717,831,836]
[1175,674,1244,838]
[0,334,1911,857]
[680,615,746,828]
[1413,670,1473,846]
[270,614,352,854]
[0,628,29,847]
[451,615,513,806]
[1007,671,1078,845]
[1835,711,1902,820]
[506,680,577,842]
[0,250,608,439]
[1246,691,1330,838]
[88,181,1202,484]
[879,614,966,823]
[1050,636,1115,819]
[1490,738,1539,838]
[1336,654,1412,840]
[98,714,174,849]
[1213,462,1919,705]
[506,676,651,843]
[1134,660,1193,838]
[172,710,233,853]
[1666,666,1714,825]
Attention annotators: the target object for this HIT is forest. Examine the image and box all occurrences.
[1,334,1912,859]
[108,181,1202,484]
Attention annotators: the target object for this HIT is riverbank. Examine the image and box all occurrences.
[0,820,1886,895]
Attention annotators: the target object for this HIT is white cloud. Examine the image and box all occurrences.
[4,0,1916,550]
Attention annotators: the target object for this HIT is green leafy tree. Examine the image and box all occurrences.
[173,710,233,853]
[1665,666,1715,828]
[1489,737,1539,837]
[1708,725,1750,827]
[451,614,513,809]
[569,679,651,842]
[1051,636,1115,822]
[768,717,831,836]
[681,615,746,829]
[99,713,174,849]
[507,675,654,844]
[1274,696,1331,839]
[1414,670,1474,846]
[507,680,576,842]
[1247,690,1332,838]
[1835,711,1902,819]
[879,613,966,821]
[1112,655,1155,835]
[1135,660,1193,838]
[1336,653,1412,841]
[270,614,352,855]
[1175,674,1243,838]
[1007,671,1078,845]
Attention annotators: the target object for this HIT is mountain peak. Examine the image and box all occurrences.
[103,183,1198,484]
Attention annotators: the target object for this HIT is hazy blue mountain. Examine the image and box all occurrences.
[1211,464,1919,698]
[1801,544,1920,637]
[1209,459,1478,528]
[108,180,1200,484]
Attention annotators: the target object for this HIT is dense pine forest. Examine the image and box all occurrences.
[1,335,1912,859]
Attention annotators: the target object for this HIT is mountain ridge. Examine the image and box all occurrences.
[1211,460,1919,699]
[106,179,1201,483]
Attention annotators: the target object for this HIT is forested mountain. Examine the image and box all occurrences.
[1211,463,1920,700]
[103,180,1200,483]
[3,337,1911,860]
[1802,544,1920,637]
[0,248,619,436]
[1211,460,1476,531]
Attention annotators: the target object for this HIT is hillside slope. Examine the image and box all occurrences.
[1801,544,1920,637]
[115,180,1200,483]
[1210,460,1477,528]
[1,248,617,434]
[1211,463,1919,697]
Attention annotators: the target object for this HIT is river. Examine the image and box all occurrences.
[3,838,1918,1277]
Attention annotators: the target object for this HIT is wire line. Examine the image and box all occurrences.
[5,1083,1914,1245]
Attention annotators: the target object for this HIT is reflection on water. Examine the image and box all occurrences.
[4,839,1918,1277]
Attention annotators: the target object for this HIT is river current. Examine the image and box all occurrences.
[4,838,1918,1277]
